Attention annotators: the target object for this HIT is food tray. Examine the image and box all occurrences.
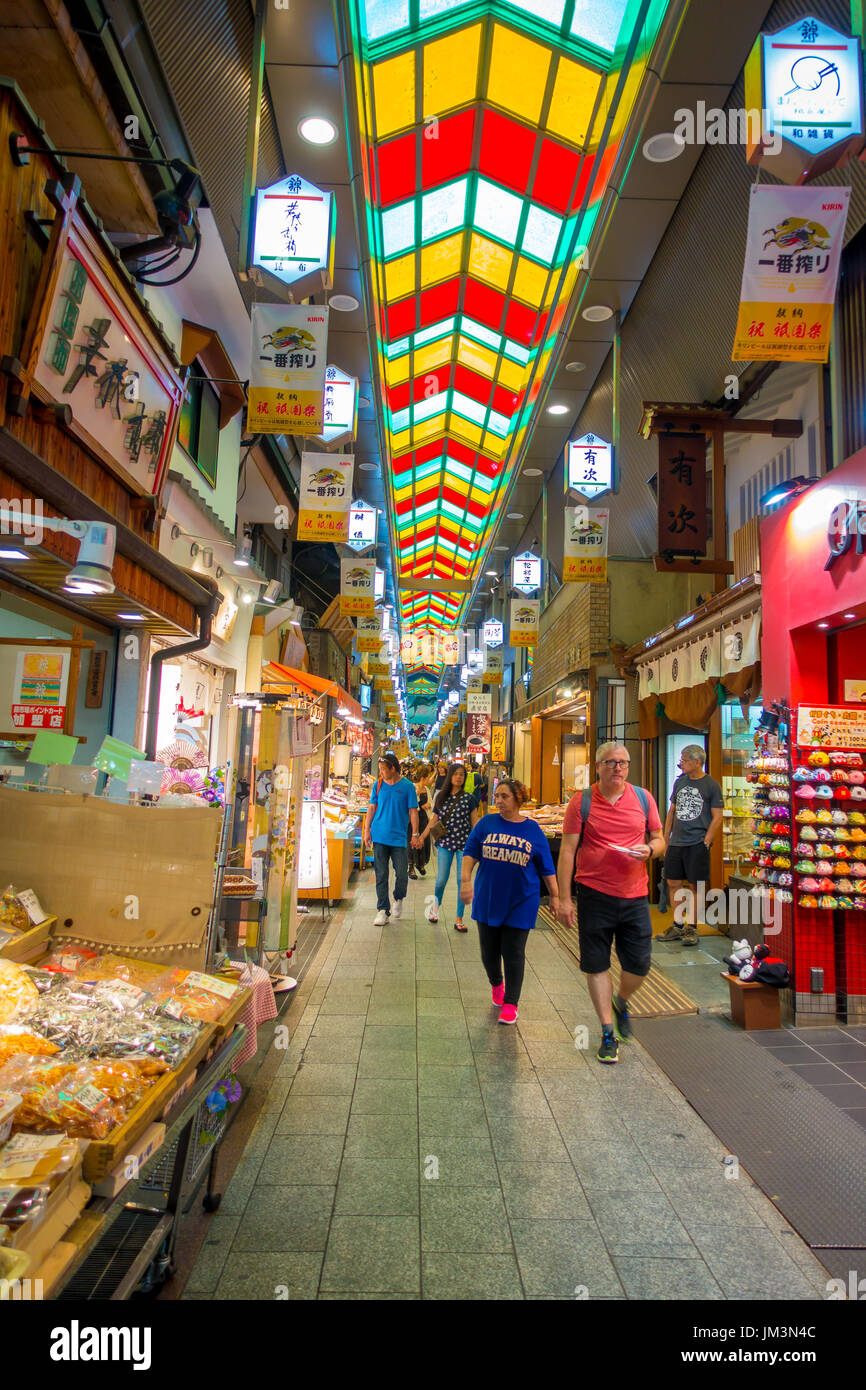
[222,875,258,898]
[0,916,55,963]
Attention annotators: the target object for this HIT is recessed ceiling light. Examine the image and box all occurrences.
[330,294,359,312]
[507,512,523,520]
[117,613,144,621]
[359,461,377,470]
[299,117,337,145]
[547,404,569,415]
[0,548,29,560]
[582,305,614,322]
[565,361,586,372]
[817,622,829,629]
[642,132,685,163]
[843,612,857,619]
[523,467,542,477]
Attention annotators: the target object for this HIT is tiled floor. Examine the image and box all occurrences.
[750,1026,866,1129]
[183,871,831,1300]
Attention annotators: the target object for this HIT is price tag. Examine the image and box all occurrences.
[15,889,48,925]
[185,971,237,999]
[71,1084,110,1113]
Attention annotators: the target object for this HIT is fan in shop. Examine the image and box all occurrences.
[157,740,209,772]
[159,766,206,796]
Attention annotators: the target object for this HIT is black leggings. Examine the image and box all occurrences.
[477,922,529,1007]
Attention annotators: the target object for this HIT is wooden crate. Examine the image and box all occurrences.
[0,915,55,963]
[207,985,252,1047]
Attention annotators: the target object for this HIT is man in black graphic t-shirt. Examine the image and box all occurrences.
[658,744,723,947]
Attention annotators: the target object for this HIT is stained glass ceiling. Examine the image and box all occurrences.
[345,0,670,711]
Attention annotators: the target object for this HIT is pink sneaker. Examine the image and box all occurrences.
[491,982,505,1007]
[498,1004,519,1025]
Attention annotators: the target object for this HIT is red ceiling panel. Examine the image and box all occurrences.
[386,296,417,340]
[462,279,506,333]
[478,110,535,194]
[504,297,537,345]
[376,131,417,206]
[421,109,476,188]
[418,277,461,329]
[532,138,583,214]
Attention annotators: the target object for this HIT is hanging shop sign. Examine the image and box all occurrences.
[340,557,376,616]
[466,711,491,754]
[483,619,503,648]
[401,632,420,663]
[346,502,377,553]
[298,453,354,541]
[311,365,359,450]
[250,174,336,292]
[467,692,492,715]
[656,432,707,558]
[509,598,540,648]
[374,568,385,602]
[797,703,866,749]
[483,650,503,685]
[248,303,329,434]
[511,552,542,595]
[563,506,610,582]
[566,434,613,500]
[356,616,383,654]
[10,648,70,731]
[440,632,460,665]
[732,184,850,363]
[33,221,184,497]
[467,676,483,694]
[491,723,508,764]
[745,18,865,184]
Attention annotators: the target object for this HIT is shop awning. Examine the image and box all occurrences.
[262,663,365,721]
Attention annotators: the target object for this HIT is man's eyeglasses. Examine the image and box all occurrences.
[602,759,630,769]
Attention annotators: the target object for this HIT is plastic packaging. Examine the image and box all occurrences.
[0,1027,59,1070]
[0,1184,50,1231]
[0,1091,21,1144]
[0,961,39,1025]
[42,945,99,975]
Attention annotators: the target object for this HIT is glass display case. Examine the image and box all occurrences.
[721,701,762,885]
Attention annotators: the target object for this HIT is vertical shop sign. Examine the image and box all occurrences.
[340,558,376,616]
[563,507,609,582]
[511,552,542,595]
[314,366,358,449]
[11,649,70,730]
[248,304,329,434]
[250,174,336,291]
[656,433,707,557]
[298,453,354,541]
[356,616,383,654]
[490,723,508,764]
[509,598,539,648]
[566,434,613,499]
[346,502,377,553]
[732,185,850,363]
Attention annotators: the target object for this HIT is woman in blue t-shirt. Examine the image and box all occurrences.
[460,780,559,1025]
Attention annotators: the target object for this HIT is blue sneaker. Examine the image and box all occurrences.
[611,993,631,1043]
[597,1029,619,1064]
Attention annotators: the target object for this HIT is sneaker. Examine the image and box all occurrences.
[418,867,427,877]
[491,982,505,1007]
[425,903,439,923]
[408,870,417,879]
[597,1029,619,1063]
[498,1004,519,1024]
[424,894,435,905]
[657,923,684,942]
[611,992,632,1043]
[392,899,403,921]
[373,909,390,926]
[682,924,699,947]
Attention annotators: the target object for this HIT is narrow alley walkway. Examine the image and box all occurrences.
[183,873,830,1301]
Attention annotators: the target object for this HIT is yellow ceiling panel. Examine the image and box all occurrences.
[456,335,499,379]
[373,50,416,137]
[414,338,454,378]
[495,355,526,394]
[384,353,412,387]
[486,24,551,127]
[422,24,481,118]
[384,251,416,302]
[546,55,601,145]
[511,255,549,308]
[468,233,513,294]
[420,232,464,286]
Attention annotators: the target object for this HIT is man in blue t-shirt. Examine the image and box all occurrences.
[364,752,420,925]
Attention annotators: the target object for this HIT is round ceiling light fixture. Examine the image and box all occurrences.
[547,404,569,415]
[507,512,524,520]
[582,304,614,322]
[359,461,377,471]
[330,293,359,312]
[299,117,337,145]
[523,467,542,476]
[565,361,586,373]
[642,131,685,163]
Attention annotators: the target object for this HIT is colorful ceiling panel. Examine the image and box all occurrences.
[346,0,671,709]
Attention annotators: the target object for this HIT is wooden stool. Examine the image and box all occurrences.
[722,972,782,1030]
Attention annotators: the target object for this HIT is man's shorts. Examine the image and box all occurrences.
[664,842,710,886]
[575,883,652,977]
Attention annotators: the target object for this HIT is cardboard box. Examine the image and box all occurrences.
[90,1122,166,1197]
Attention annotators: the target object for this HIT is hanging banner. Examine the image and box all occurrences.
[483,619,503,648]
[511,552,542,595]
[483,650,503,685]
[340,557,376,616]
[401,632,420,663]
[315,365,359,449]
[491,723,508,764]
[510,598,539,648]
[566,434,613,499]
[248,304,329,434]
[563,507,610,582]
[356,617,383,654]
[732,184,850,363]
[657,433,707,558]
[250,174,336,293]
[721,610,761,677]
[298,453,354,541]
[347,502,377,553]
[466,712,491,754]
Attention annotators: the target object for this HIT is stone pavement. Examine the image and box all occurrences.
[183,869,832,1300]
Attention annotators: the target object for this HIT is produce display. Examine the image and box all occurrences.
[523,803,566,838]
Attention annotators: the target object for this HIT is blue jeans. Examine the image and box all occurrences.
[373,842,408,912]
[434,847,464,916]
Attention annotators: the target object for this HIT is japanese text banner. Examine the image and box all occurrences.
[340,557,376,617]
[509,598,539,648]
[355,616,383,654]
[657,433,707,558]
[563,507,609,583]
[298,453,353,541]
[248,303,329,434]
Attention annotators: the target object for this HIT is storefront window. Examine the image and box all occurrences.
[721,701,762,885]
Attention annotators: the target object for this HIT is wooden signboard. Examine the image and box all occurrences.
[656,432,707,558]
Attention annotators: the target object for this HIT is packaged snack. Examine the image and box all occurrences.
[42,945,99,975]
[156,970,239,1024]
[0,1184,50,1231]
[0,1134,78,1184]
[0,1090,21,1144]
[0,961,39,1024]
[0,889,29,934]
[0,1027,59,1070]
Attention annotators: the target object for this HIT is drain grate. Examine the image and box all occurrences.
[56,1207,170,1301]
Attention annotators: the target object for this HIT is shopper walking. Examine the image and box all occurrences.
[420,762,476,929]
[409,762,434,879]
[434,759,449,793]
[556,742,665,1063]
[364,752,421,926]
[657,744,724,947]
[460,779,558,1024]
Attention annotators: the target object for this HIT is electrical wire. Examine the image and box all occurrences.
[135,226,202,286]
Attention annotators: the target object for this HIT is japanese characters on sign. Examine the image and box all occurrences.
[248,303,329,435]
[656,433,707,558]
[466,712,491,754]
[313,366,358,450]
[11,649,70,730]
[483,651,503,685]
[356,615,383,654]
[566,434,613,500]
[732,184,850,363]
[490,724,508,764]
[251,174,336,292]
[346,503,377,553]
[797,704,866,749]
[509,598,539,648]
[298,453,354,542]
[747,18,865,183]
[340,557,376,617]
[563,507,609,583]
[483,620,504,648]
[511,552,542,595]
[35,232,182,497]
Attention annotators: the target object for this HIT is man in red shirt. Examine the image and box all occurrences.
[556,742,665,1063]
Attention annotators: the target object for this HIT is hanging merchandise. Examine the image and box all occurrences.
[732,184,850,363]
[340,557,376,617]
[297,453,354,542]
[247,303,329,435]
[563,506,610,583]
[509,598,539,648]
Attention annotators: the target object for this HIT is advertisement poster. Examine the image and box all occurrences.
[509,598,539,648]
[563,507,610,582]
[298,801,329,890]
[11,649,70,731]
[491,723,508,764]
[732,185,850,362]
[340,557,376,617]
[466,713,491,754]
[298,453,353,541]
[356,616,383,654]
[483,650,503,685]
[797,704,866,749]
[248,303,329,434]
